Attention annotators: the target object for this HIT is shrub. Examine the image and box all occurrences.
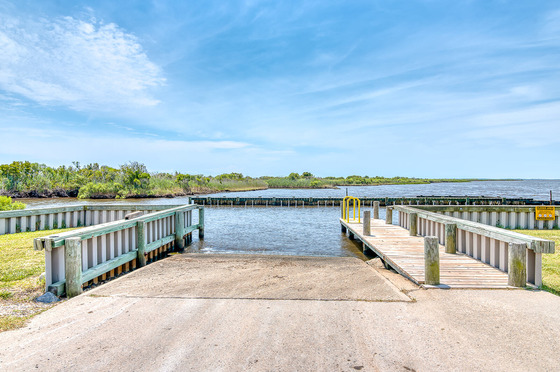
[0,196,26,211]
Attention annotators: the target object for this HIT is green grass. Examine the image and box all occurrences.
[515,229,560,295]
[0,228,75,332]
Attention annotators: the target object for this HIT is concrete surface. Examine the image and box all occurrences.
[89,254,410,302]
[1,254,560,371]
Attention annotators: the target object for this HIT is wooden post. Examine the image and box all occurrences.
[363,211,371,236]
[508,243,527,287]
[341,224,347,233]
[409,213,418,236]
[445,224,457,254]
[198,207,205,240]
[174,211,185,251]
[373,201,380,219]
[424,236,440,285]
[385,207,393,224]
[65,237,82,298]
[137,221,147,267]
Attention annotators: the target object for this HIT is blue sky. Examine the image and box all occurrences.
[0,1,559,178]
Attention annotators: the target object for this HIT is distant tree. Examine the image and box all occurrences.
[288,172,300,180]
[302,172,313,178]
[121,162,150,190]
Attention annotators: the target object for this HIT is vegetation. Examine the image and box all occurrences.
[0,228,75,332]
[515,229,560,296]
[0,196,26,211]
[0,161,478,200]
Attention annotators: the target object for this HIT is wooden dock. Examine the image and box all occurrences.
[341,218,514,289]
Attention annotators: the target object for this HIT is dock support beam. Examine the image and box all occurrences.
[424,236,440,285]
[137,221,147,267]
[65,237,82,298]
[174,211,185,252]
[409,213,418,236]
[385,207,393,224]
[373,202,380,219]
[363,211,371,236]
[445,224,457,254]
[199,208,205,240]
[508,243,527,287]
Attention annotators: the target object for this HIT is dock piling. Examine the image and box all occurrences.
[174,211,185,251]
[508,243,527,287]
[64,237,82,298]
[409,213,418,236]
[363,211,371,236]
[137,221,147,267]
[385,207,393,224]
[373,201,380,219]
[424,236,440,285]
[445,224,457,254]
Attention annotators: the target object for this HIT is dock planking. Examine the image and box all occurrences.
[341,218,516,289]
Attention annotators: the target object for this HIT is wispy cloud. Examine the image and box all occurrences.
[0,12,164,111]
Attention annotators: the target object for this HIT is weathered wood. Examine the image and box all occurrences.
[508,243,527,287]
[409,213,418,236]
[373,201,380,219]
[64,237,82,298]
[81,251,137,283]
[424,236,440,285]
[147,234,175,253]
[445,223,457,254]
[124,211,144,220]
[394,206,554,254]
[385,207,393,224]
[199,208,205,240]
[174,211,185,251]
[340,218,513,288]
[137,221,147,267]
[363,211,371,236]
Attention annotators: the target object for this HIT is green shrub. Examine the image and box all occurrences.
[0,196,26,211]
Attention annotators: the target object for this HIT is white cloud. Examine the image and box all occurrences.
[0,13,165,111]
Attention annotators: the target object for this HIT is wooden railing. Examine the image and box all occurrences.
[0,203,192,235]
[34,204,203,296]
[393,206,555,286]
[413,205,559,230]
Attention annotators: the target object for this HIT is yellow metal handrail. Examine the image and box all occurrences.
[343,196,361,223]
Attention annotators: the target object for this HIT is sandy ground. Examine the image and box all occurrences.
[1,254,559,371]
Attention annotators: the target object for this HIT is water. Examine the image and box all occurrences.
[189,206,372,259]
[205,180,560,200]
[15,180,560,259]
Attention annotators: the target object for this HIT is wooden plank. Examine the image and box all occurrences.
[81,251,138,283]
[341,218,513,289]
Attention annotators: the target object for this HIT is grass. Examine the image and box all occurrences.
[515,229,560,295]
[0,228,75,332]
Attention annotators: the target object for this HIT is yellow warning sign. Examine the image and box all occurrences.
[535,206,555,221]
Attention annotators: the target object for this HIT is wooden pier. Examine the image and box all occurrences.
[341,218,513,289]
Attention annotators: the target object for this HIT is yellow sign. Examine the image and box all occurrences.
[535,206,555,221]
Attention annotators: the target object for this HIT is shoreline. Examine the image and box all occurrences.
[1,179,531,202]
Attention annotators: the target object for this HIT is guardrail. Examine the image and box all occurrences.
[34,204,203,297]
[394,206,555,286]
[413,205,559,230]
[0,203,191,235]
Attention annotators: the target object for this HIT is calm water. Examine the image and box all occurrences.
[17,180,560,259]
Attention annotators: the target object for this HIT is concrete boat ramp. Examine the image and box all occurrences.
[2,254,560,371]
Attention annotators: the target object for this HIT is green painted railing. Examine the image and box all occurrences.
[34,204,203,296]
[0,203,190,235]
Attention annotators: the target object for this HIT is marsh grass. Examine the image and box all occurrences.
[515,229,560,295]
[0,228,75,332]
